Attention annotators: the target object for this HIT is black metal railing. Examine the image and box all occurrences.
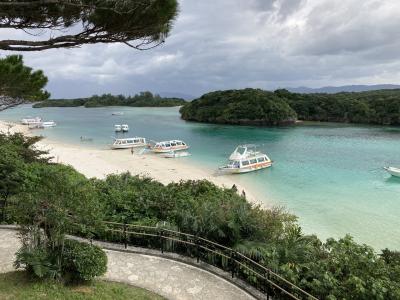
[70,221,318,300]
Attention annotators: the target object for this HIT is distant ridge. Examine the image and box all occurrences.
[287,84,400,94]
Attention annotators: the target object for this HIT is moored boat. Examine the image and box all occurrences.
[21,116,42,125]
[384,167,400,178]
[219,145,272,174]
[122,124,129,132]
[162,151,191,158]
[114,124,122,132]
[151,140,189,153]
[111,137,147,149]
[42,121,56,127]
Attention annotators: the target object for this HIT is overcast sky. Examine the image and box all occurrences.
[3,0,400,98]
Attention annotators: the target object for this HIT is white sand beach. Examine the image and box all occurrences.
[0,120,264,207]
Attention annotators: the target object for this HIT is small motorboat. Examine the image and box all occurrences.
[114,124,122,132]
[122,124,129,132]
[41,121,56,127]
[111,137,147,149]
[112,112,124,116]
[162,151,191,158]
[219,145,273,174]
[151,140,189,153]
[384,167,400,178]
[21,116,42,125]
[28,120,56,129]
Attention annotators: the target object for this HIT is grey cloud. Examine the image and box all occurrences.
[2,0,399,98]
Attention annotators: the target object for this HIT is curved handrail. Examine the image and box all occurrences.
[73,221,318,300]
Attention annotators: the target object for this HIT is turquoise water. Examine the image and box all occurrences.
[1,105,400,250]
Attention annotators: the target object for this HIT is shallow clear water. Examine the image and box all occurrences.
[1,105,400,250]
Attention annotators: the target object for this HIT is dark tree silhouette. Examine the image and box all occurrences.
[0,0,178,51]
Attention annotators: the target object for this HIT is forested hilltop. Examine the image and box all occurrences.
[180,88,400,126]
[33,92,186,108]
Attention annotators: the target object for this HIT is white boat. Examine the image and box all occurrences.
[384,167,400,178]
[112,112,124,116]
[151,140,189,153]
[41,121,56,127]
[111,137,147,149]
[162,151,191,158]
[114,124,122,132]
[122,124,129,132]
[28,120,56,129]
[219,145,273,174]
[21,117,42,125]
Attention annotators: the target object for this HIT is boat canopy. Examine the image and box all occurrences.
[229,144,258,160]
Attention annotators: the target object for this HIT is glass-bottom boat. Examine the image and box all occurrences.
[219,145,273,174]
[111,137,147,149]
[151,140,189,153]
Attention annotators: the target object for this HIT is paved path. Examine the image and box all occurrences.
[0,229,255,300]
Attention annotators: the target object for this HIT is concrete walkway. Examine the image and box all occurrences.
[0,228,255,300]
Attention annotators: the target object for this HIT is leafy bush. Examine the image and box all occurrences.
[14,245,60,279]
[62,239,107,282]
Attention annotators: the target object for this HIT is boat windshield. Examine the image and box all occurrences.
[236,146,246,155]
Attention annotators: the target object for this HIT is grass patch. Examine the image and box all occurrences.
[0,271,165,300]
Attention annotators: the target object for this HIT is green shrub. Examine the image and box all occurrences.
[14,245,60,279]
[62,239,107,282]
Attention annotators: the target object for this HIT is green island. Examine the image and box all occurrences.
[33,92,186,108]
[180,88,400,126]
[0,271,164,300]
[1,132,400,299]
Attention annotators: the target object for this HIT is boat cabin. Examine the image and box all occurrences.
[112,137,147,149]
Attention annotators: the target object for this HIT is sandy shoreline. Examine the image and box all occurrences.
[0,120,264,207]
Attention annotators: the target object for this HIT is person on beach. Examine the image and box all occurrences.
[131,147,134,155]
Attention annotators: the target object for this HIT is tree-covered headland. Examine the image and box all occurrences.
[33,92,186,108]
[1,132,400,299]
[180,88,400,126]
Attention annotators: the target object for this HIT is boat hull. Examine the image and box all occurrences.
[220,161,272,174]
[385,167,400,178]
[162,151,191,158]
[111,143,147,149]
[152,145,190,153]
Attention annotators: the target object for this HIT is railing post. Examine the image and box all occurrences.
[123,222,127,249]
[195,235,200,263]
[266,270,270,300]
[160,229,164,253]
[230,250,235,278]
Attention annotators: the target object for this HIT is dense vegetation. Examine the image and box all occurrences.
[0,55,49,106]
[33,92,186,108]
[1,132,400,298]
[180,89,297,125]
[180,88,400,126]
[0,271,165,300]
[1,133,107,282]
